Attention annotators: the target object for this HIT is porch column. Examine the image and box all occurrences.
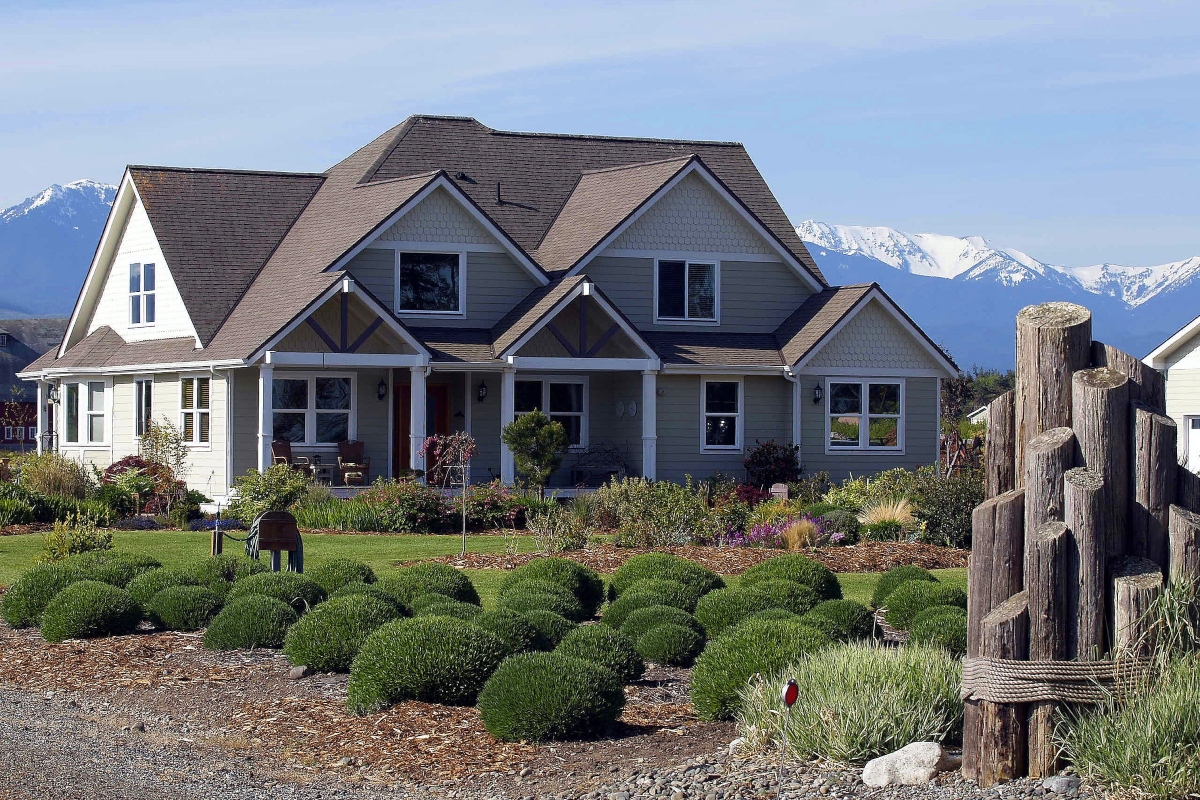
[409,366,427,474]
[790,374,802,448]
[35,381,48,454]
[641,370,657,481]
[500,368,515,484]
[257,365,273,472]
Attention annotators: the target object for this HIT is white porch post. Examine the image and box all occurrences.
[409,366,427,474]
[257,365,273,472]
[500,368,515,484]
[790,374,802,448]
[35,381,48,454]
[641,370,657,480]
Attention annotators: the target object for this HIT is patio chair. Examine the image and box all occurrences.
[337,440,370,486]
[271,440,312,477]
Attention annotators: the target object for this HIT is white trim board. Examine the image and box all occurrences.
[1146,312,1200,368]
[506,356,659,372]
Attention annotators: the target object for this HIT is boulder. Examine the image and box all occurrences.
[862,742,958,787]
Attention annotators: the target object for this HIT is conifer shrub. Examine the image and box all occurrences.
[800,599,876,642]
[283,594,401,672]
[473,608,547,654]
[416,598,483,621]
[40,580,141,642]
[742,579,820,616]
[618,578,700,612]
[498,584,585,622]
[498,557,605,617]
[377,563,480,607]
[906,605,968,657]
[521,610,578,648]
[226,572,327,613]
[883,582,967,631]
[306,558,376,594]
[127,568,202,608]
[555,624,644,683]
[203,595,298,650]
[690,617,831,720]
[694,587,780,639]
[498,579,580,611]
[1,561,86,628]
[346,616,507,713]
[330,581,409,615]
[65,550,162,588]
[408,592,454,612]
[745,608,800,624]
[602,581,699,628]
[609,553,724,600]
[146,585,223,632]
[636,623,704,667]
[619,605,704,644]
[186,554,268,594]
[870,565,938,610]
[477,652,625,742]
[739,554,841,601]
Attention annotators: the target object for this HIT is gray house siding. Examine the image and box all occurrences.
[231,369,258,480]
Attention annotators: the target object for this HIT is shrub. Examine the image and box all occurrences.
[15,452,93,499]
[743,440,801,488]
[636,623,704,667]
[186,554,267,593]
[594,477,720,547]
[478,652,625,742]
[283,594,401,672]
[227,465,312,524]
[0,498,34,525]
[803,502,838,518]
[801,600,875,642]
[857,497,916,531]
[521,610,578,648]
[883,582,967,631]
[862,521,906,541]
[146,585,223,632]
[609,552,724,599]
[499,578,581,611]
[913,466,984,549]
[474,608,546,654]
[787,471,832,506]
[525,506,591,553]
[0,561,86,627]
[126,567,202,607]
[66,549,161,587]
[907,606,968,656]
[740,554,841,601]
[745,608,800,624]
[357,479,449,533]
[204,595,298,650]
[290,496,385,532]
[620,605,704,644]
[744,498,804,532]
[499,557,604,617]
[38,516,113,562]
[453,480,527,529]
[306,558,376,594]
[735,484,771,506]
[743,579,820,616]
[555,624,645,683]
[694,588,779,639]
[40,580,141,642]
[377,563,479,606]
[226,572,327,613]
[822,468,920,513]
[498,584,585,622]
[346,616,508,712]
[89,483,136,518]
[780,518,828,550]
[501,410,568,494]
[690,618,830,720]
[330,582,408,614]
[618,578,700,612]
[416,598,484,621]
[736,643,963,763]
[870,565,938,609]
[602,584,697,629]
[409,592,454,612]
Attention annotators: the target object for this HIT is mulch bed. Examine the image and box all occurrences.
[0,523,52,537]
[400,541,968,574]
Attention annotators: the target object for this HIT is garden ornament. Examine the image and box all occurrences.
[778,678,798,798]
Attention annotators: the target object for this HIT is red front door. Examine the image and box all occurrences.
[392,383,453,476]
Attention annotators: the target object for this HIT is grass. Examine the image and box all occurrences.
[0,530,966,610]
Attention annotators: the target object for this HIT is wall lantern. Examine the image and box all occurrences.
[477,379,488,402]
[812,384,824,405]
[377,378,388,401]
[47,385,59,404]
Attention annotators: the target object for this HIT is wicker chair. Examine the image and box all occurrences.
[271,441,312,477]
[337,440,370,486]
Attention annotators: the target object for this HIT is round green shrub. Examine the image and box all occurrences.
[556,624,645,682]
[819,510,862,544]
[870,565,938,609]
[283,594,401,672]
[907,606,968,657]
[603,583,697,628]
[0,561,86,628]
[478,652,625,742]
[186,554,267,593]
[883,582,967,631]
[416,598,483,621]
[498,585,585,622]
[801,599,875,642]
[740,554,841,601]
[743,579,821,616]
[609,553,724,600]
[521,610,578,648]
[498,579,580,610]
[500,557,605,617]
[40,580,141,642]
[346,616,508,713]
[331,581,409,615]
[127,568,202,607]
[619,578,700,612]
[745,608,800,624]
[474,608,546,654]
[306,558,376,594]
[65,550,162,588]
[636,623,704,667]
[146,585,223,632]
[694,587,779,639]
[203,595,298,650]
[408,592,453,612]
[620,605,704,644]
[690,618,831,720]
[226,572,327,613]
[378,563,480,606]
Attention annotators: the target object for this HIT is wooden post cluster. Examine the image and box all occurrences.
[964,302,1187,786]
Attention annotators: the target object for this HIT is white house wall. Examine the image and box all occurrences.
[804,300,944,372]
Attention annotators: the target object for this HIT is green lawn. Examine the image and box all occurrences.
[0,530,965,609]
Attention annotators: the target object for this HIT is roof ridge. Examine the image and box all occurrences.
[489,127,743,147]
[128,165,327,178]
[579,154,696,176]
[353,169,443,189]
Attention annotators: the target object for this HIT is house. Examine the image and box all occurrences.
[1145,316,1200,472]
[1,318,65,452]
[967,405,989,426]
[19,116,956,501]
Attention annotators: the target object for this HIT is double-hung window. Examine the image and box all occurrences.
[398,252,463,314]
[14,427,24,441]
[129,263,156,326]
[62,381,105,445]
[701,378,742,450]
[657,259,717,322]
[134,379,153,437]
[181,377,210,445]
[514,377,587,448]
[827,379,903,451]
[271,374,354,445]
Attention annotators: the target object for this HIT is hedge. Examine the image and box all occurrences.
[146,586,223,632]
[203,595,298,650]
[609,553,724,600]
[739,554,841,601]
[478,652,625,742]
[283,594,401,672]
[225,572,328,613]
[499,557,605,617]
[377,563,480,607]
[40,580,142,642]
[555,624,644,683]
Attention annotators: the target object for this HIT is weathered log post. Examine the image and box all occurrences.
[1064,468,1106,659]
[1177,468,1200,515]
[1090,341,1166,412]
[1025,427,1076,535]
[986,390,1016,499]
[1015,303,1092,488]
[1071,368,1129,556]
[977,592,1030,787]
[1168,504,1200,587]
[1025,521,1072,778]
[1110,556,1164,657]
[1131,405,1177,571]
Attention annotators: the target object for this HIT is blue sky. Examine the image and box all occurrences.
[2,0,1198,266]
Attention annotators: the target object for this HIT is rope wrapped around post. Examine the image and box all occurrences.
[217,512,304,573]
[961,656,1150,704]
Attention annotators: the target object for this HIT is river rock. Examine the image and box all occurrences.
[862,742,955,787]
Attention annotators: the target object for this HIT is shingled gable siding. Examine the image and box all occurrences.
[513,297,646,359]
[376,187,494,245]
[87,199,198,344]
[803,300,945,372]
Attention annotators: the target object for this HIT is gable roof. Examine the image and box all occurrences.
[1145,312,1200,368]
[490,275,589,356]
[23,326,204,374]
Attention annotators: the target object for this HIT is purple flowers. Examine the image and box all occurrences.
[721,514,828,549]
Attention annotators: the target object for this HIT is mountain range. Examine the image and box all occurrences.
[0,181,1194,369]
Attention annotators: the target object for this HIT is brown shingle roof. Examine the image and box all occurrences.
[490,275,588,356]
[774,284,874,367]
[643,331,784,367]
[0,318,66,399]
[410,328,496,363]
[21,327,200,373]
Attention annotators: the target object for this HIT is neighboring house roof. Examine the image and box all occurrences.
[0,318,66,400]
[1145,312,1200,368]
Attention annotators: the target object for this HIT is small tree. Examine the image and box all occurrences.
[420,431,477,556]
[743,439,801,488]
[0,385,32,453]
[500,410,567,499]
[140,418,191,510]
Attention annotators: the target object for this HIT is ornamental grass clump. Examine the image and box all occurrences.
[800,600,876,642]
[39,580,142,642]
[740,554,841,601]
[346,616,508,713]
[283,594,401,673]
[146,585,223,632]
[1,561,86,628]
[306,558,376,594]
[499,557,605,617]
[870,565,937,609]
[906,606,967,657]
[882,581,967,631]
[473,608,547,654]
[555,624,645,683]
[377,562,480,607]
[498,583,585,622]
[620,605,704,644]
[736,643,962,764]
[609,553,724,600]
[636,623,704,667]
[226,572,327,613]
[478,652,625,742]
[203,595,298,650]
[127,567,202,608]
[520,610,578,648]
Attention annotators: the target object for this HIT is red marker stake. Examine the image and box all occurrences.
[778,679,798,799]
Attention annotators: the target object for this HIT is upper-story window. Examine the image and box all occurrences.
[129,263,156,326]
[656,259,717,323]
[398,252,463,314]
[0,333,8,347]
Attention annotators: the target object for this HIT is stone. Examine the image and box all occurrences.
[288,665,313,680]
[861,742,956,787]
[727,737,745,755]
[1043,776,1082,794]
[132,722,146,733]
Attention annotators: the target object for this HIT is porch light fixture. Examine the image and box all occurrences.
[47,385,59,404]
[477,379,488,402]
[812,384,823,405]
[377,378,388,401]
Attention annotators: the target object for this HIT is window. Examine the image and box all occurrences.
[398,252,463,313]
[0,333,7,347]
[86,381,105,443]
[27,423,36,440]
[181,377,210,445]
[514,377,587,447]
[134,379,153,437]
[657,259,717,322]
[701,378,741,450]
[129,263,156,326]
[2,427,9,441]
[827,379,903,451]
[65,383,79,443]
[271,374,354,445]
[15,427,24,441]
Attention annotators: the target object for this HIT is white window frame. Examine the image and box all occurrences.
[654,258,721,326]
[180,375,212,448]
[394,249,467,317]
[14,427,24,441]
[513,375,589,451]
[824,377,906,454]
[61,379,110,446]
[270,371,357,448]
[700,376,743,452]
[134,378,153,439]
[128,262,157,327]
[2,427,10,441]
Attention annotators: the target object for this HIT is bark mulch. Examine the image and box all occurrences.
[0,523,52,537]
[399,541,968,574]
